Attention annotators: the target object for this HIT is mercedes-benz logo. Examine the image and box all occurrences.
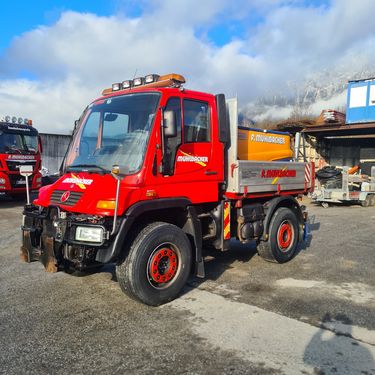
[60,191,70,203]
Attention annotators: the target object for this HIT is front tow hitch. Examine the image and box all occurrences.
[20,205,61,273]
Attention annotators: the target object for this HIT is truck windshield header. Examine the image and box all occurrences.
[0,123,38,136]
[66,93,160,174]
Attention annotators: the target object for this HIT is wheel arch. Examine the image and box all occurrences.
[96,198,204,277]
[262,195,304,242]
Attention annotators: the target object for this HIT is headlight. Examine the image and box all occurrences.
[75,226,103,243]
[0,178,6,184]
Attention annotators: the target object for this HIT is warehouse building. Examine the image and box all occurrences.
[277,78,375,174]
[303,78,375,172]
[39,133,71,174]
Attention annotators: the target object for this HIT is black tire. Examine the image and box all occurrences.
[368,195,375,206]
[116,222,192,306]
[360,195,371,207]
[257,207,299,263]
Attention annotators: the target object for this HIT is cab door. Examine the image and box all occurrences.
[156,94,223,203]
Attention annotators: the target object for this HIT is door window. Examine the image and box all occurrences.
[183,100,210,142]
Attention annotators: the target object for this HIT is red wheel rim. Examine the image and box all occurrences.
[148,247,178,285]
[277,221,293,250]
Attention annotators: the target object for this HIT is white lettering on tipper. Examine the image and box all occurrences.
[251,134,286,144]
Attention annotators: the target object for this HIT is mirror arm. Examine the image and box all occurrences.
[111,178,121,236]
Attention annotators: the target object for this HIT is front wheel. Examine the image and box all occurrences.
[116,222,192,306]
[257,207,299,263]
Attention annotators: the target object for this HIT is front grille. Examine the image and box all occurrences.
[9,174,32,188]
[6,159,36,172]
[50,190,83,206]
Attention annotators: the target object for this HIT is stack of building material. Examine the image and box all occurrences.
[276,118,315,134]
[316,109,346,125]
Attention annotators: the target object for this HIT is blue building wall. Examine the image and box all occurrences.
[346,78,375,124]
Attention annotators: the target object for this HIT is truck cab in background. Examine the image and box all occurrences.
[0,116,42,199]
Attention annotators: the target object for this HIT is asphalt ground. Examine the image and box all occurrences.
[0,197,374,374]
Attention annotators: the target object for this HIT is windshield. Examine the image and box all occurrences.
[0,132,38,154]
[66,93,160,174]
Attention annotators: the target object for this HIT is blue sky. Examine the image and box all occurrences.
[0,1,113,52]
[0,0,331,53]
[0,0,373,133]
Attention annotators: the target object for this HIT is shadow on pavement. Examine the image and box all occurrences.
[297,214,320,253]
[201,241,258,281]
[303,313,375,374]
[106,241,258,287]
[0,196,26,208]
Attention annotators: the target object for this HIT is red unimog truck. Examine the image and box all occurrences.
[0,116,42,198]
[21,73,314,305]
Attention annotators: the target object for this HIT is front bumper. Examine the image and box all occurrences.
[21,204,116,272]
[0,171,42,194]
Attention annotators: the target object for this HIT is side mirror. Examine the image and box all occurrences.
[163,110,177,138]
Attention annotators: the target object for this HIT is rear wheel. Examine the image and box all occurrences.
[257,207,299,263]
[116,222,192,306]
[368,194,375,206]
[360,195,371,207]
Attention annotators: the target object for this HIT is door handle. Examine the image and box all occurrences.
[204,170,218,175]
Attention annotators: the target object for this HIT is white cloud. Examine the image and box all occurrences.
[0,1,375,133]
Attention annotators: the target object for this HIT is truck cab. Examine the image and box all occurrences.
[21,74,314,306]
[0,116,42,198]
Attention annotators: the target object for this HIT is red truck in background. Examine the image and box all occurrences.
[21,73,314,306]
[0,116,42,198]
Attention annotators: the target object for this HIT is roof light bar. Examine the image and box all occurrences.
[145,74,160,84]
[133,77,144,86]
[102,73,186,96]
[122,80,133,89]
[0,115,33,125]
[112,83,121,91]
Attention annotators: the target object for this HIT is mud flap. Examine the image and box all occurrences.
[303,222,309,242]
[40,235,58,273]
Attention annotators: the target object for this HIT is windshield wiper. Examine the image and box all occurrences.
[66,164,110,173]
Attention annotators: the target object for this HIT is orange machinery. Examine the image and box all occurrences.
[237,127,293,161]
